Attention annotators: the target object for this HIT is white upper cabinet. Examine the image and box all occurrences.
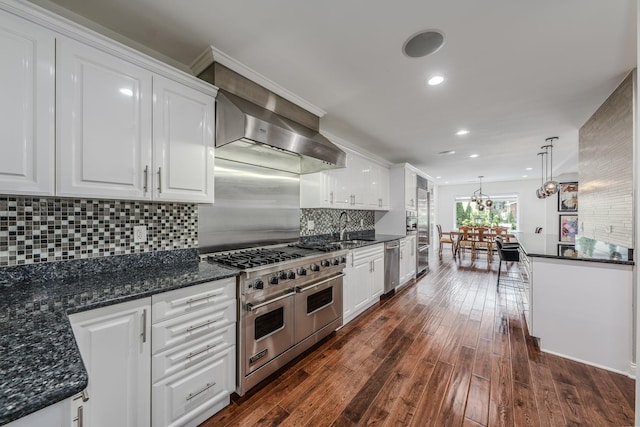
[405,167,417,210]
[152,75,215,203]
[56,37,215,203]
[56,36,153,200]
[0,12,55,196]
[300,149,389,210]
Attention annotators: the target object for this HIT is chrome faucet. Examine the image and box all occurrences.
[339,211,349,241]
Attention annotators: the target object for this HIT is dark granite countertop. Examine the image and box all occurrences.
[0,249,240,426]
[515,233,634,265]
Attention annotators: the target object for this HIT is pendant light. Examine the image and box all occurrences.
[536,151,546,199]
[471,176,492,211]
[543,137,559,196]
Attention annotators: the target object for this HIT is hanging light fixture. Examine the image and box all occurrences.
[535,137,559,199]
[536,151,546,199]
[471,176,492,211]
[543,137,559,195]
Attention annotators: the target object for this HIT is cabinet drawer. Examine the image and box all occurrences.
[152,301,235,353]
[152,323,234,382]
[152,346,235,427]
[351,244,384,264]
[152,278,236,324]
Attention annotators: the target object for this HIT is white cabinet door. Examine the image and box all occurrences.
[405,168,417,210]
[56,36,153,200]
[69,298,151,427]
[399,238,408,284]
[371,253,384,299]
[342,252,355,322]
[152,75,215,203]
[377,166,390,210]
[352,256,372,313]
[0,12,54,195]
[406,235,416,279]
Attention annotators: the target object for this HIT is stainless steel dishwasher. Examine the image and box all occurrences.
[384,240,400,293]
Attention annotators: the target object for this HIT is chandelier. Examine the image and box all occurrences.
[471,175,492,211]
[536,137,559,199]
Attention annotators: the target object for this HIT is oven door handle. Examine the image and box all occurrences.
[246,291,294,312]
[295,273,345,293]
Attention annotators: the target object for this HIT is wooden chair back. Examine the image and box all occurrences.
[458,226,473,241]
[437,224,444,239]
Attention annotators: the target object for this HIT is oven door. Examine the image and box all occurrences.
[294,273,344,343]
[244,290,295,375]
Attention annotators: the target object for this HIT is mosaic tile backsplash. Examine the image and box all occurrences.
[0,197,197,266]
[300,208,375,237]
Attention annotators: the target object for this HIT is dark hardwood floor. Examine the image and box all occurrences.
[201,252,635,427]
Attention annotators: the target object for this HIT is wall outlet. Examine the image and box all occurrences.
[307,220,315,231]
[360,219,364,227]
[134,225,147,243]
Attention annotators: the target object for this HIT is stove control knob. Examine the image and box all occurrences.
[279,271,288,280]
[269,275,279,285]
[321,259,330,267]
[310,263,320,272]
[287,271,296,280]
[254,278,264,290]
[341,257,347,264]
[298,267,307,276]
[333,258,340,266]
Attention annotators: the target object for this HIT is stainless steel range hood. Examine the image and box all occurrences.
[216,90,346,174]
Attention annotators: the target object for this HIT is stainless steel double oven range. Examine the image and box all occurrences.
[205,244,348,396]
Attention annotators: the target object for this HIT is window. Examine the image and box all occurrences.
[454,195,519,230]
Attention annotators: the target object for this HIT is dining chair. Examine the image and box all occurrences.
[436,224,454,257]
[457,226,474,259]
[474,227,492,260]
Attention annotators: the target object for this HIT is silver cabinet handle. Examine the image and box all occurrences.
[186,293,217,305]
[186,318,219,333]
[157,167,162,193]
[143,165,149,193]
[186,381,216,401]
[141,309,147,343]
[246,291,294,311]
[372,260,375,272]
[330,191,334,204]
[295,273,345,293]
[73,405,84,427]
[186,343,216,360]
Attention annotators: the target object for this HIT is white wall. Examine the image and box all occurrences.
[435,173,577,235]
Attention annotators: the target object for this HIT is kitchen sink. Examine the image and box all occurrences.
[337,239,374,249]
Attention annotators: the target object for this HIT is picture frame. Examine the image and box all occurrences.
[558,182,578,212]
[559,214,578,243]
[558,244,577,257]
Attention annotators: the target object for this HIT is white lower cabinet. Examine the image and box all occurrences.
[343,243,384,325]
[151,278,236,427]
[400,235,416,285]
[69,298,151,427]
[68,278,236,427]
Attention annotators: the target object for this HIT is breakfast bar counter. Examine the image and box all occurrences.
[515,233,634,376]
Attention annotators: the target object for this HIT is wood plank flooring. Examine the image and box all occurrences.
[200,253,635,427]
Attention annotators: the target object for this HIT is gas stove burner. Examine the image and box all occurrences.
[207,248,305,269]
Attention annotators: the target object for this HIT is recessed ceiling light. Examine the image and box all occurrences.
[525,167,533,171]
[469,154,479,158]
[444,181,449,184]
[402,30,445,58]
[522,175,528,178]
[438,150,456,155]
[436,176,442,179]
[456,129,469,136]
[427,75,444,86]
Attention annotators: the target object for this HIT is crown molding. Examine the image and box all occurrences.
[320,131,392,168]
[190,45,326,118]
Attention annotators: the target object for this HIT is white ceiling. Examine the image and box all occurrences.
[32,0,637,185]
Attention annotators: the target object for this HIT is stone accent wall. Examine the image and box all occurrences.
[0,197,198,266]
[578,72,634,248]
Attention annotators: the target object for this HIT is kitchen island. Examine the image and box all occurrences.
[516,233,634,377]
[0,250,240,426]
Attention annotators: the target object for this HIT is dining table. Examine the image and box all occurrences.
[448,229,516,258]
